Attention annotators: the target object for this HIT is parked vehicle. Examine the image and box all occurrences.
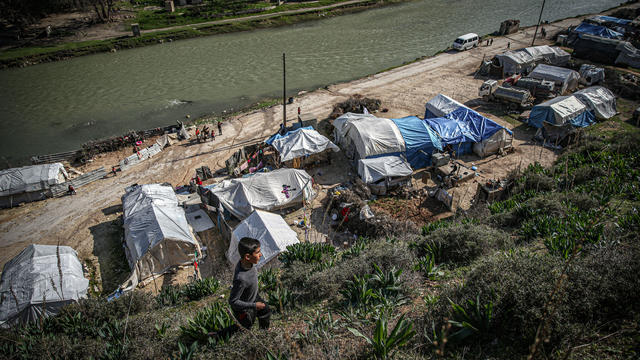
[452,33,479,51]
[479,79,534,109]
[512,77,555,99]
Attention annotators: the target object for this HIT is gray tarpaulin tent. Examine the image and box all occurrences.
[333,113,405,160]
[495,46,571,77]
[0,244,88,327]
[0,163,68,207]
[227,210,299,269]
[529,64,580,94]
[357,155,413,184]
[121,184,199,290]
[574,86,617,120]
[424,94,465,119]
[210,168,315,220]
[271,128,340,162]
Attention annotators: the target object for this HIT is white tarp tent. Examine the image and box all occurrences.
[333,113,405,160]
[529,64,580,94]
[210,168,315,220]
[495,50,535,76]
[0,244,88,327]
[0,163,68,197]
[424,94,465,119]
[121,184,199,289]
[271,128,340,162]
[227,210,299,269]
[528,95,594,128]
[357,155,413,184]
[524,45,571,66]
[574,86,617,120]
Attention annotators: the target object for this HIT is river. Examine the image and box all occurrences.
[0,0,620,165]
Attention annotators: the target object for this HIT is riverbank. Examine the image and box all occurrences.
[0,0,407,69]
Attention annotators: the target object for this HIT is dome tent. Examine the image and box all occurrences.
[0,244,89,327]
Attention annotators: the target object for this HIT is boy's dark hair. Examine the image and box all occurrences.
[238,237,261,257]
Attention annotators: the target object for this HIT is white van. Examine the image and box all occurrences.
[452,33,479,51]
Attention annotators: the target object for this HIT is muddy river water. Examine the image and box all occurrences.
[0,0,620,164]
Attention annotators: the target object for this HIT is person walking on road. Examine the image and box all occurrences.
[217,121,222,136]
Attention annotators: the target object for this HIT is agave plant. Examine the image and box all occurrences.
[448,295,494,342]
[303,311,341,342]
[370,264,403,298]
[180,302,234,345]
[414,255,443,280]
[340,274,378,308]
[348,314,415,359]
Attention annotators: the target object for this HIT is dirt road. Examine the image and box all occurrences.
[0,17,581,288]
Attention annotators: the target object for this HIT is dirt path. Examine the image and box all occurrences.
[0,16,584,284]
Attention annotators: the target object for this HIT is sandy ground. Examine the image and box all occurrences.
[0,16,588,291]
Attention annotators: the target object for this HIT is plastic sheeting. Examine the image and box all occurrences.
[357,155,413,184]
[0,163,67,197]
[332,113,405,159]
[574,22,623,39]
[579,64,605,85]
[391,116,443,169]
[424,94,464,119]
[0,244,88,327]
[122,184,199,286]
[227,210,299,269]
[615,42,640,69]
[265,126,313,145]
[271,128,339,162]
[210,168,314,220]
[529,64,580,94]
[495,50,535,76]
[574,86,617,120]
[524,45,571,66]
[528,95,595,128]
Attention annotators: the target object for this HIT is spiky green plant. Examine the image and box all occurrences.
[182,277,220,301]
[348,314,415,359]
[279,242,335,267]
[448,295,494,342]
[180,302,234,346]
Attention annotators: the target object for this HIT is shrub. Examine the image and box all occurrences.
[279,243,336,267]
[182,277,220,301]
[157,285,183,306]
[180,302,234,346]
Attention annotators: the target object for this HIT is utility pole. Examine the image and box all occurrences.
[531,0,546,46]
[282,53,287,131]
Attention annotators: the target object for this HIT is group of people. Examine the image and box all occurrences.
[195,122,223,143]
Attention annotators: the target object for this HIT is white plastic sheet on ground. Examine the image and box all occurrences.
[424,94,465,118]
[0,244,88,327]
[121,184,199,288]
[211,168,315,220]
[333,113,405,159]
[357,155,413,184]
[530,64,580,94]
[0,163,67,197]
[271,128,339,162]
[574,86,617,119]
[227,210,299,269]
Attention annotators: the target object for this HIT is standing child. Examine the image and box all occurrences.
[228,237,271,330]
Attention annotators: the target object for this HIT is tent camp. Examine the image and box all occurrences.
[358,155,413,183]
[524,45,571,66]
[227,210,299,269]
[528,96,595,128]
[0,163,68,207]
[494,50,536,77]
[391,116,443,168]
[121,184,200,289]
[0,244,88,327]
[573,22,624,39]
[209,168,315,220]
[424,94,465,119]
[425,106,513,157]
[529,64,580,94]
[332,113,405,160]
[271,128,340,162]
[574,86,617,120]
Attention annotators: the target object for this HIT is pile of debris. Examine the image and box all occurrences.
[330,95,381,119]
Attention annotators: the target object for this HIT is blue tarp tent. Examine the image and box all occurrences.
[425,107,513,156]
[574,22,623,39]
[391,116,443,169]
[590,15,631,26]
[528,95,596,128]
[265,126,313,145]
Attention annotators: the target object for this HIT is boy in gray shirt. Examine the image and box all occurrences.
[228,237,271,330]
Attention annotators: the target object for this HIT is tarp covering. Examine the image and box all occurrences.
[589,15,631,26]
[0,163,67,197]
[529,64,580,94]
[332,113,405,159]
[424,94,465,119]
[391,116,443,169]
[122,184,199,286]
[210,168,314,219]
[495,50,536,76]
[528,95,595,128]
[574,86,617,120]
[574,22,623,39]
[579,64,605,85]
[271,128,339,162]
[357,155,413,184]
[227,210,299,269]
[615,42,640,69]
[0,244,88,327]
[524,45,571,66]
[265,126,314,145]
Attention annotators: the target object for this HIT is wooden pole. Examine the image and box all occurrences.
[283,53,287,130]
[531,0,546,46]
